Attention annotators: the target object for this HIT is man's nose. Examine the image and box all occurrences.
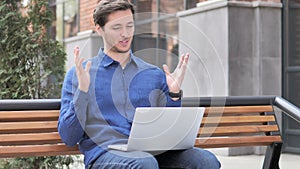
[121,27,131,37]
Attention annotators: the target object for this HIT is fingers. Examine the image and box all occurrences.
[181,53,189,69]
[85,61,92,72]
[79,57,85,68]
[177,53,189,69]
[184,53,189,64]
[74,46,80,66]
[74,46,91,73]
[175,53,189,86]
[163,64,171,75]
[176,54,184,69]
[180,53,189,77]
[74,46,82,69]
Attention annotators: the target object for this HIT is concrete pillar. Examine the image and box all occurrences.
[177,0,282,155]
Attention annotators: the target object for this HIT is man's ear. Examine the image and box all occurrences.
[95,24,104,35]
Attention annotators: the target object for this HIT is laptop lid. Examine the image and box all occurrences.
[126,107,205,151]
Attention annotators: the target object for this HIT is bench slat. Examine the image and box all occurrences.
[201,115,275,125]
[204,106,273,115]
[195,135,282,148]
[0,144,80,158]
[0,121,57,134]
[0,132,62,145]
[0,110,59,122]
[199,125,279,136]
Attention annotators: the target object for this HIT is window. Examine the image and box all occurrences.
[132,0,199,69]
[49,0,79,42]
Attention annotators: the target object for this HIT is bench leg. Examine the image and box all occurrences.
[262,142,282,169]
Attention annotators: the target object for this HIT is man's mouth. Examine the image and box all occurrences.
[119,39,129,46]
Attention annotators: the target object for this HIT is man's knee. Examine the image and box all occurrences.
[190,148,221,169]
[130,156,159,169]
[92,156,158,169]
[117,150,159,169]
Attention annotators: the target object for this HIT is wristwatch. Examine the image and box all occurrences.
[169,90,183,99]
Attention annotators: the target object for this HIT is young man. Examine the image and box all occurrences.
[58,0,220,168]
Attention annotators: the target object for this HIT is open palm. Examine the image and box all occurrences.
[74,46,92,93]
[163,53,189,94]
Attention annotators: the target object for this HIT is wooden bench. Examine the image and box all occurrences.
[0,100,80,157]
[1,96,300,169]
[195,105,281,169]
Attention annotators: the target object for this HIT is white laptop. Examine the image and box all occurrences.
[108,107,205,151]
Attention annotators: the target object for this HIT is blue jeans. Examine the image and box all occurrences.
[90,148,221,169]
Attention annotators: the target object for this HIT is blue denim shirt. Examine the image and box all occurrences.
[58,49,181,167]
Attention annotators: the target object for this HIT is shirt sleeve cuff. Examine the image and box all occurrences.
[167,96,182,107]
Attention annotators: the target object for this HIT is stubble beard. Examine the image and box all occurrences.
[112,45,131,54]
[111,39,132,54]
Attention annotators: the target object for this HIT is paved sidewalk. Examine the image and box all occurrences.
[216,153,300,169]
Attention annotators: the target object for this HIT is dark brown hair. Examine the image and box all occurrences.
[93,0,135,27]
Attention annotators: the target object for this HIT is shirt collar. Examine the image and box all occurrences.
[98,49,137,68]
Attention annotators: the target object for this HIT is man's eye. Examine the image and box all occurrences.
[112,27,121,30]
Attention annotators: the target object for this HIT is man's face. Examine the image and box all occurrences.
[101,9,134,53]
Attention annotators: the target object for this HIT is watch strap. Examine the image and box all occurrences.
[169,90,183,98]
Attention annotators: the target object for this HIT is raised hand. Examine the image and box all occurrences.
[74,46,92,93]
[163,53,189,94]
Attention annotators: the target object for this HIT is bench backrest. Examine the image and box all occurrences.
[195,105,282,148]
[0,109,80,158]
[0,105,282,158]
